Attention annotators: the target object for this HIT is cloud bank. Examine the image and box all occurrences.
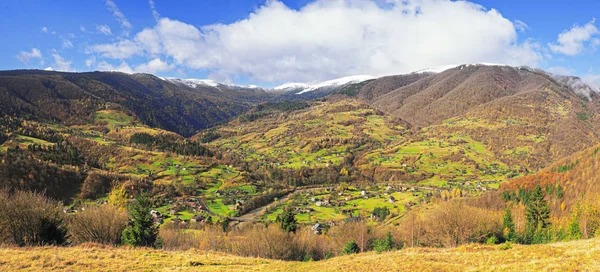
[89,0,542,82]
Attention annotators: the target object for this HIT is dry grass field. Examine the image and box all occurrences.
[1,238,600,271]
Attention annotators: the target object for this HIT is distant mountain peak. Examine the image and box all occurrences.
[413,63,507,74]
[161,77,262,91]
[273,75,375,94]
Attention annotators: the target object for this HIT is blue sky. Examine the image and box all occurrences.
[1,0,599,87]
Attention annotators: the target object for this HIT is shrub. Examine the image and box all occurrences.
[0,189,67,246]
[343,240,360,254]
[499,242,512,250]
[68,205,128,245]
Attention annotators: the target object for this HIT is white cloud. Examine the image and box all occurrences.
[80,26,86,32]
[134,58,174,73]
[41,26,48,33]
[149,0,160,22]
[514,20,528,32]
[548,19,599,56]
[90,39,141,59]
[96,60,134,73]
[89,0,543,82]
[50,50,74,72]
[105,0,132,35]
[62,39,73,49]
[16,48,44,65]
[97,24,113,35]
[85,56,96,67]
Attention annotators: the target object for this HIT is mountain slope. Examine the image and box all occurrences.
[356,65,600,170]
[0,70,262,136]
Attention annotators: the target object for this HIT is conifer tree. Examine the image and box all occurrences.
[122,194,158,247]
[503,206,517,242]
[525,186,550,243]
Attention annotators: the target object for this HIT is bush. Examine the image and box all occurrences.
[231,225,305,261]
[0,189,67,246]
[68,205,128,245]
[499,242,512,250]
[343,240,360,254]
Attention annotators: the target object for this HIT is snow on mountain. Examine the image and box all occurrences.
[161,77,261,91]
[272,82,310,91]
[414,63,506,74]
[272,75,375,94]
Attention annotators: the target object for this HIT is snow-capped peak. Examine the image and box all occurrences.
[161,77,261,90]
[272,82,310,91]
[273,75,375,94]
[414,63,506,74]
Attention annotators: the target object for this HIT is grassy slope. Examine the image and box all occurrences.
[2,239,599,271]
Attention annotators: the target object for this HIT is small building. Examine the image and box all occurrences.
[315,201,323,207]
[311,223,322,235]
[388,196,396,203]
[191,215,204,223]
[361,190,366,196]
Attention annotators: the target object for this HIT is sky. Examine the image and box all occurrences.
[1,0,600,87]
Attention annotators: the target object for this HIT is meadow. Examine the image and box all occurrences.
[1,238,599,271]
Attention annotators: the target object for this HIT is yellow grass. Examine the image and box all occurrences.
[2,238,600,271]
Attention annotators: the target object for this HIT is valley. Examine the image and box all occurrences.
[2,64,600,265]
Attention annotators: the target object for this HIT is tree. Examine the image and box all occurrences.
[373,231,396,253]
[276,208,298,233]
[525,186,551,243]
[556,184,564,199]
[221,217,230,232]
[107,184,129,209]
[568,204,583,240]
[372,207,390,221]
[503,206,517,242]
[121,194,158,247]
[343,240,360,254]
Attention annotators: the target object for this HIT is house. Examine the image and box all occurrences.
[150,210,161,218]
[315,201,323,207]
[388,196,396,203]
[361,190,366,196]
[170,209,176,215]
[63,207,75,214]
[191,215,204,223]
[311,223,322,234]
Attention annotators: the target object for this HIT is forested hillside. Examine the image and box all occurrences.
[0,70,262,137]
